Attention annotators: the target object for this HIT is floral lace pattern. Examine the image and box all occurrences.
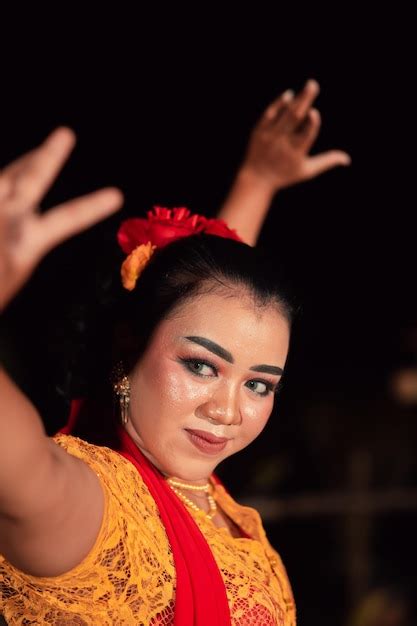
[0,435,296,625]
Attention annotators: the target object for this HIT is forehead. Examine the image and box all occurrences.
[152,292,290,365]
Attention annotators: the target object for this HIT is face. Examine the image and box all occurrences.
[125,291,290,482]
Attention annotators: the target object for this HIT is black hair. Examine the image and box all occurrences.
[69,233,298,446]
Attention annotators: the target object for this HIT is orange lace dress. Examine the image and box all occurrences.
[0,434,296,625]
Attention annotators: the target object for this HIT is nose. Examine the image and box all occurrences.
[198,380,241,426]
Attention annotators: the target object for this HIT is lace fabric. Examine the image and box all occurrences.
[0,435,296,625]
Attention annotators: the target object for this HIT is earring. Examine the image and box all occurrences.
[112,362,130,425]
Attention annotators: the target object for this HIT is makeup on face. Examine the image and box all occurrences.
[126,292,290,482]
[184,335,284,376]
[185,429,230,455]
[178,335,283,398]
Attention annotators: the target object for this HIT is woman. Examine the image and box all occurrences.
[0,81,349,624]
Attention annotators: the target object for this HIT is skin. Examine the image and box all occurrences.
[219,79,351,245]
[124,290,290,489]
[0,98,300,569]
[0,127,123,312]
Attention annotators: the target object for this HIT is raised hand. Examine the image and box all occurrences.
[241,79,351,192]
[0,128,123,311]
[218,79,351,245]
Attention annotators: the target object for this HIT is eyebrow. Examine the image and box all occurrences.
[184,336,283,376]
[249,364,283,376]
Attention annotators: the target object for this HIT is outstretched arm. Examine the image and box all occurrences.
[0,129,122,576]
[218,79,351,246]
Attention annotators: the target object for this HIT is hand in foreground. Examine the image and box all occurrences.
[241,79,351,193]
[0,128,123,311]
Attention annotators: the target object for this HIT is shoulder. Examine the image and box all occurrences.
[52,434,161,520]
[52,434,139,488]
[53,432,121,460]
[214,484,267,541]
[0,435,175,623]
[214,485,296,617]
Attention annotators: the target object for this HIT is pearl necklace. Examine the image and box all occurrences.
[166,477,217,520]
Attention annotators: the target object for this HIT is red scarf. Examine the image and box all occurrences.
[59,401,232,625]
[116,426,232,625]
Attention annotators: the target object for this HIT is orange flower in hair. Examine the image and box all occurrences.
[121,241,156,291]
[118,206,242,291]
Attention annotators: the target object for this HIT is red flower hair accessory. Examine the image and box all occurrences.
[118,206,241,290]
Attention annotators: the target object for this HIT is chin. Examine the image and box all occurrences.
[159,449,219,481]
[168,457,218,482]
[144,436,232,481]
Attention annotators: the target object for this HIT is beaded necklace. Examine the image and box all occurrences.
[166,477,217,520]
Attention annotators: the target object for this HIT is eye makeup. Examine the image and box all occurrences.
[179,357,217,378]
[178,356,279,397]
[183,335,284,375]
[245,379,277,397]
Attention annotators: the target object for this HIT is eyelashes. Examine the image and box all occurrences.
[180,357,216,377]
[178,356,278,397]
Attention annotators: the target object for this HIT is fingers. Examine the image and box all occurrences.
[304,150,351,179]
[34,187,124,256]
[3,127,76,215]
[293,108,322,152]
[261,89,294,125]
[275,79,320,133]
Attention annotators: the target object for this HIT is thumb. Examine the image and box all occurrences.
[304,150,351,179]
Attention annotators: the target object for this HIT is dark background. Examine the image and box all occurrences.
[1,16,416,626]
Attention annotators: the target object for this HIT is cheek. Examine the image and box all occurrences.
[149,361,211,410]
[240,398,274,440]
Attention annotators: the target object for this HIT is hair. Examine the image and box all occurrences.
[69,233,299,446]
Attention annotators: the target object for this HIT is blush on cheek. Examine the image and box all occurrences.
[243,405,259,421]
[160,371,183,404]
[242,403,271,423]
[240,403,273,442]
[163,367,208,405]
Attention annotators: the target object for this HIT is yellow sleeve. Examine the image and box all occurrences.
[0,434,176,625]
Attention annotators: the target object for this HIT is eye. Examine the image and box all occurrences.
[245,379,274,397]
[180,358,218,378]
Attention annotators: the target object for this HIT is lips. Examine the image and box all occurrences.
[185,429,230,455]
[185,429,229,444]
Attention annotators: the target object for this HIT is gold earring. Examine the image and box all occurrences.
[112,362,130,425]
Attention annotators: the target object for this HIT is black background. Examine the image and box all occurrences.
[1,13,416,625]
